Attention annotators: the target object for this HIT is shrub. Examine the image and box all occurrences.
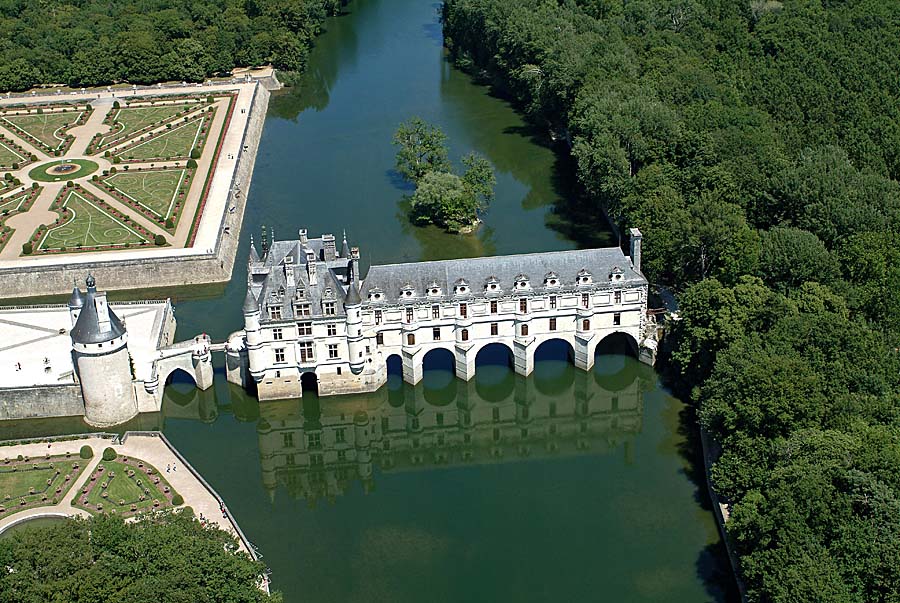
[154,234,166,246]
[36,108,43,114]
[79,445,93,459]
[66,181,74,188]
[207,95,215,103]
[112,156,120,164]
[189,149,201,160]
[165,217,175,229]
[31,182,38,190]
[104,150,110,157]
[109,167,117,174]
[21,242,32,255]
[171,493,184,506]
[186,158,197,169]
[112,101,119,109]
[102,447,116,461]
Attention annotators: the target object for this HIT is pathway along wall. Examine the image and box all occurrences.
[0,83,271,299]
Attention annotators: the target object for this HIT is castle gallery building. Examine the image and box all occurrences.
[227,228,656,401]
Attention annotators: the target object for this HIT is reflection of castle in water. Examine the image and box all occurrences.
[253,357,647,504]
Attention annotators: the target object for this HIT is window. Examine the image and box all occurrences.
[298,341,314,363]
[365,345,371,354]
[459,303,467,318]
[549,318,557,331]
[612,396,619,411]
[461,328,469,342]
[375,310,382,324]
[549,402,556,417]
[327,323,337,336]
[308,432,321,449]
[323,301,336,315]
[310,454,323,467]
[337,367,342,375]
[519,299,528,313]
[614,290,622,304]
[407,333,416,345]
[493,407,500,422]
[335,428,346,443]
[432,305,440,319]
[296,303,311,317]
[297,321,312,336]
[549,296,557,309]
[582,293,590,308]
[436,412,444,426]
[437,434,445,446]
[491,323,498,336]
[522,406,529,420]
[433,327,441,341]
[490,300,498,314]
[376,332,384,346]
[406,307,414,323]
[286,454,296,466]
[521,428,528,439]
[521,324,529,336]
[328,344,339,359]
[337,450,347,462]
[493,428,500,442]
[272,327,283,341]
[582,319,590,331]
[269,306,282,320]
[274,348,285,363]
[283,432,294,448]
[613,312,621,326]
[464,433,471,444]
[381,417,389,432]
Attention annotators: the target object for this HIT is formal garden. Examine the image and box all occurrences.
[25,185,158,254]
[91,101,203,152]
[99,166,193,232]
[72,448,182,518]
[0,106,91,155]
[0,186,40,252]
[0,451,86,517]
[114,113,211,162]
[0,134,32,169]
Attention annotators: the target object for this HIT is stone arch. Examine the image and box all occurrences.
[592,330,640,359]
[386,354,403,378]
[301,371,319,396]
[421,348,457,405]
[164,367,198,387]
[422,347,455,373]
[474,342,516,402]
[532,338,576,396]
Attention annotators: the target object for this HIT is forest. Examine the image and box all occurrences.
[0,0,346,91]
[442,0,900,601]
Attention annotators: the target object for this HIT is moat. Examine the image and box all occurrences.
[2,0,735,600]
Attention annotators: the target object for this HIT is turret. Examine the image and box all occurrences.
[67,280,84,327]
[629,228,642,274]
[345,269,364,375]
[243,285,264,382]
[70,275,137,426]
[341,230,350,258]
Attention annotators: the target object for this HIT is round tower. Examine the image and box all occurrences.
[345,277,365,375]
[70,275,137,426]
[243,286,264,383]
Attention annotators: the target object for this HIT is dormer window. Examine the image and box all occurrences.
[608,267,624,283]
[323,287,334,299]
[515,274,530,290]
[544,271,559,288]
[367,287,384,302]
[295,288,306,300]
[454,278,469,296]
[577,268,592,285]
[427,280,442,297]
[485,275,500,293]
[401,282,415,299]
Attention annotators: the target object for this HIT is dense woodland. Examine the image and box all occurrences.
[0,0,346,91]
[0,511,280,601]
[443,0,900,601]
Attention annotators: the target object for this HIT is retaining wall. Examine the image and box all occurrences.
[0,84,271,299]
[0,384,85,420]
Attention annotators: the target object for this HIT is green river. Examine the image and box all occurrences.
[3,0,736,600]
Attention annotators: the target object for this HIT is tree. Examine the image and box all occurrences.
[392,118,451,183]
[0,512,281,602]
[409,170,478,232]
[759,226,838,291]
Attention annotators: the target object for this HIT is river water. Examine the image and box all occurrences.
[2,0,734,600]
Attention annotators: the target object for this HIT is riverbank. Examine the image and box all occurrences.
[0,432,256,561]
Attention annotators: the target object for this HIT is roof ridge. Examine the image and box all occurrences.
[367,247,621,271]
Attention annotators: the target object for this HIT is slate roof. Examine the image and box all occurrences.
[70,279,126,345]
[362,247,643,303]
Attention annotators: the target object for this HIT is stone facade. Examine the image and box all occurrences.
[228,228,656,401]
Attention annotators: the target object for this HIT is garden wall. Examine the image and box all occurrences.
[0,384,85,420]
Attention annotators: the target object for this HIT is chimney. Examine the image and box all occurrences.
[299,229,308,246]
[350,246,360,284]
[322,233,336,261]
[629,228,642,274]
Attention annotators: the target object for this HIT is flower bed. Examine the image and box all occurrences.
[73,456,180,518]
[0,452,86,518]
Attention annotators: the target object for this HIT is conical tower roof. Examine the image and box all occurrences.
[68,281,84,309]
[70,276,126,345]
[242,287,259,313]
[341,230,351,258]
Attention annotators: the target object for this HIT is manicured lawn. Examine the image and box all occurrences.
[103,168,188,223]
[37,189,149,251]
[28,158,98,182]
[0,139,25,167]
[98,103,198,149]
[0,456,85,516]
[77,459,177,516]
[0,190,32,213]
[1,110,81,151]
[117,115,207,161]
